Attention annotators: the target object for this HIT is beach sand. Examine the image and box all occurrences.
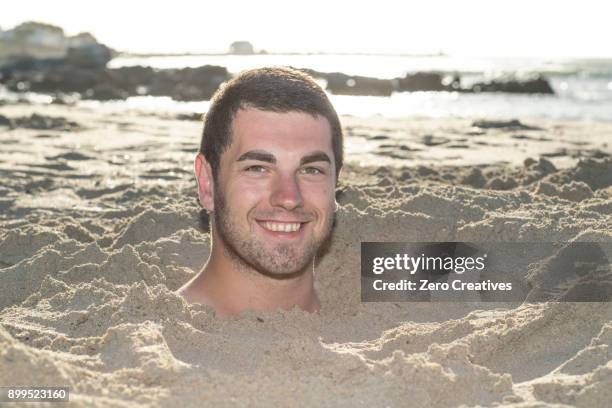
[1,103,612,406]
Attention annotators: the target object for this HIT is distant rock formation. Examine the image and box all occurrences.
[0,22,65,60]
[300,68,554,97]
[0,23,556,102]
[228,41,254,55]
[302,70,394,97]
[470,75,554,94]
[0,60,556,102]
[0,61,231,101]
[396,72,460,92]
[0,21,115,68]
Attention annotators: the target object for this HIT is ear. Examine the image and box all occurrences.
[194,153,215,211]
[334,167,342,212]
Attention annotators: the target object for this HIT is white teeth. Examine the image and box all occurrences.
[262,222,301,232]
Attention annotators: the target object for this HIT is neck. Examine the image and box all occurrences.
[186,236,320,317]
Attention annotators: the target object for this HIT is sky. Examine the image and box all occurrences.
[1,0,611,58]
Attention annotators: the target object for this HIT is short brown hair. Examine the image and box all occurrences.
[199,66,343,182]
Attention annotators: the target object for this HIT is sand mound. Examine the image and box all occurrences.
[1,106,612,406]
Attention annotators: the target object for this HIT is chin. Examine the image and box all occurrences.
[256,260,313,279]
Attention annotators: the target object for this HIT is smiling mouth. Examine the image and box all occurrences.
[257,220,308,233]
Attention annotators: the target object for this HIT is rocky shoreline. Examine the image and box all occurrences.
[1,57,554,103]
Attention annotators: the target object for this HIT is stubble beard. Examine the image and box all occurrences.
[212,186,334,279]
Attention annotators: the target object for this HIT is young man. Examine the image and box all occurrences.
[177,67,343,317]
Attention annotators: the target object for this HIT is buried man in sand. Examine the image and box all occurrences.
[177,67,343,317]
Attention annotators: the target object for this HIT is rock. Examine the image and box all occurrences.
[85,83,129,101]
[13,114,80,131]
[0,114,15,128]
[299,68,393,97]
[398,144,419,151]
[523,158,537,167]
[46,152,93,161]
[324,72,394,97]
[472,119,541,131]
[65,43,113,69]
[586,149,610,159]
[368,134,390,140]
[395,72,459,92]
[470,75,554,94]
[107,66,157,93]
[0,22,115,68]
[148,65,230,101]
[1,60,229,102]
[541,148,568,158]
[51,93,79,105]
[303,70,461,96]
[229,41,255,55]
[420,134,449,146]
[176,113,204,121]
[1,58,100,94]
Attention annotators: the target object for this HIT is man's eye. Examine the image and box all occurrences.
[245,165,267,173]
[301,167,324,175]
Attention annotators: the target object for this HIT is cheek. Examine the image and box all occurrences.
[225,180,264,208]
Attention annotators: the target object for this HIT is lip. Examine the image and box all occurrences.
[256,218,311,223]
[255,220,310,239]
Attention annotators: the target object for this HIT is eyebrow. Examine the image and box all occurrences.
[237,150,275,163]
[236,150,332,166]
[300,152,331,166]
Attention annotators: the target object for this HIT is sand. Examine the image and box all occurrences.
[1,102,612,407]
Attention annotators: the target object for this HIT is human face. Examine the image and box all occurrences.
[212,107,336,278]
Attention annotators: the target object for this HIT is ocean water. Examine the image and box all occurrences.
[32,54,612,121]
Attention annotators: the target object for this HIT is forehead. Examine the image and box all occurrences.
[228,107,333,155]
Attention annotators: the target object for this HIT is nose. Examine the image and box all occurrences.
[269,173,304,210]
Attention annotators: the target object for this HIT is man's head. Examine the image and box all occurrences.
[199,66,343,184]
[195,67,343,279]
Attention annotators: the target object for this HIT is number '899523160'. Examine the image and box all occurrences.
[1,387,69,402]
